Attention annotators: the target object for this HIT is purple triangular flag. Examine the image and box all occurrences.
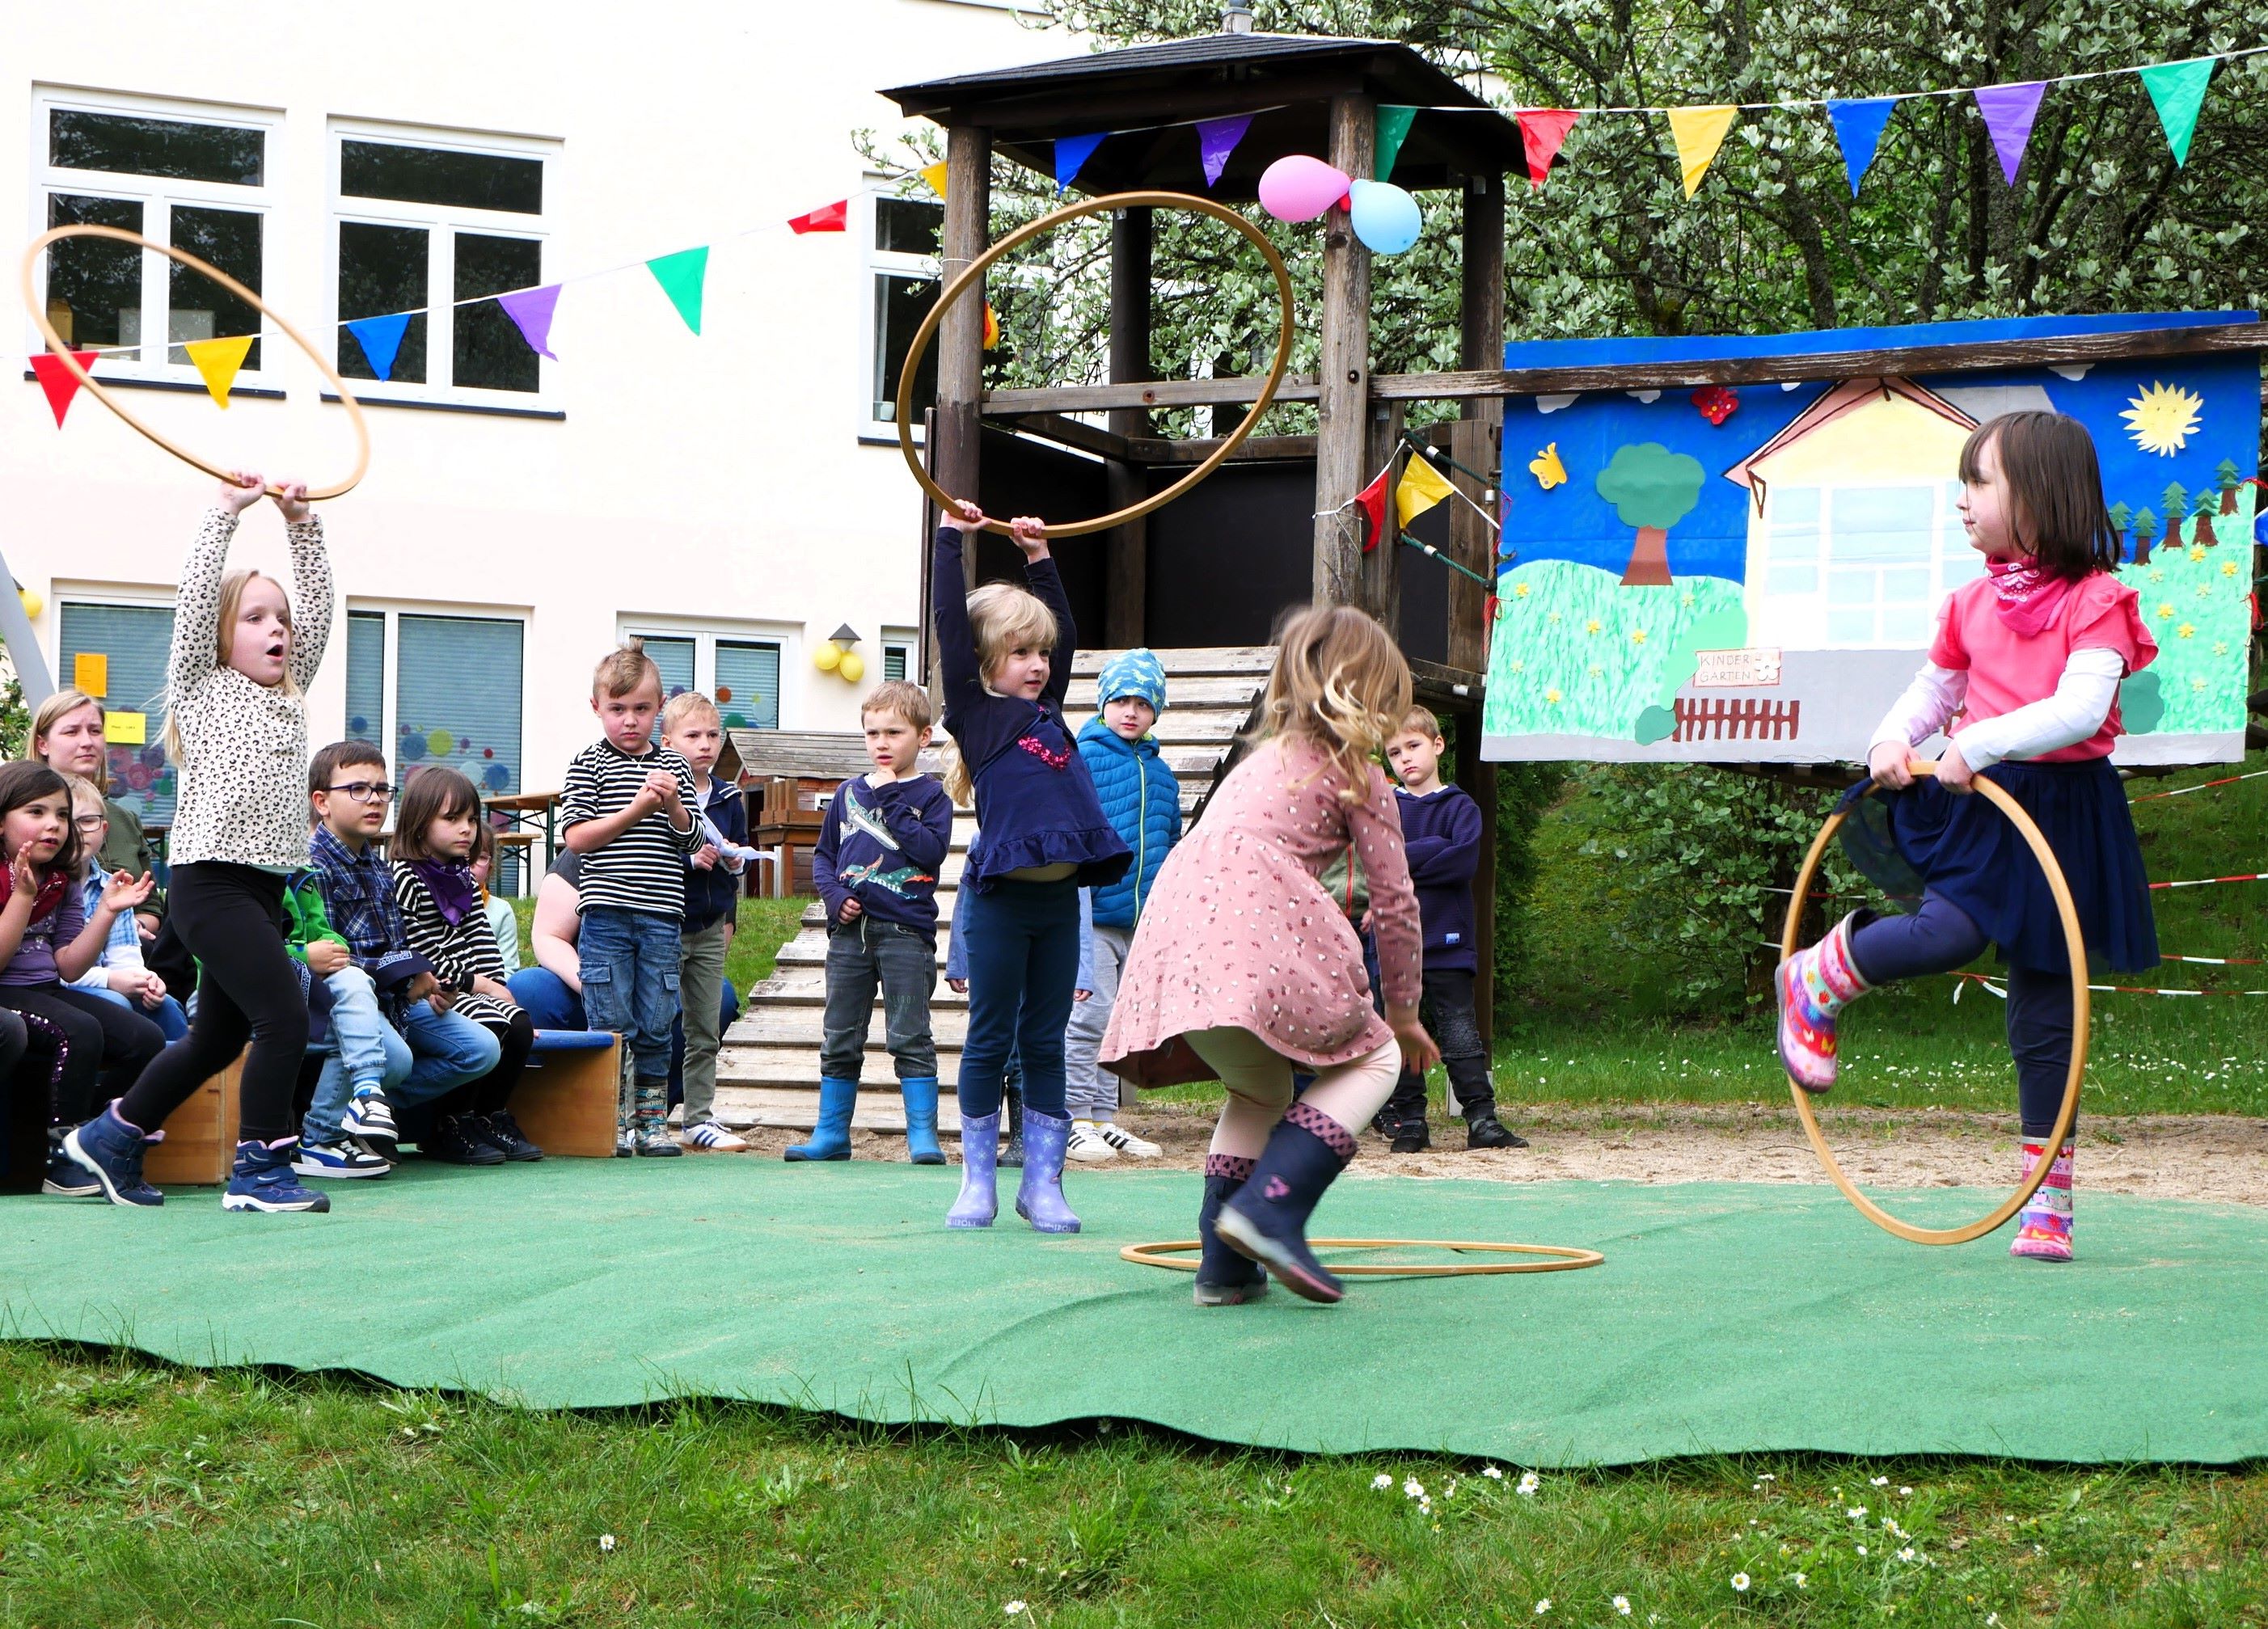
[1973,80,2047,185]
[1196,114,1253,188]
[496,284,561,360]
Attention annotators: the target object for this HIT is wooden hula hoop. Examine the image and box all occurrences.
[894,191,1294,539]
[22,224,371,501]
[1780,758,2087,1246]
[1120,1239,1604,1277]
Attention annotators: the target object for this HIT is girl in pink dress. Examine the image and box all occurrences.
[1102,606,1439,1305]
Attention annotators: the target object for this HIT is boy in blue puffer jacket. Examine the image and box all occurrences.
[1063,649,1180,1163]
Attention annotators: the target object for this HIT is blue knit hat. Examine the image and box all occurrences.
[1096,648,1167,714]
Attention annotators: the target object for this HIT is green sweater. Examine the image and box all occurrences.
[281,870,348,966]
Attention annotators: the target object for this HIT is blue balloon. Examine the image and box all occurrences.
[1348,179,1422,255]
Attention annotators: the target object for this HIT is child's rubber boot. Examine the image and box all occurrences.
[1012,1108,1082,1234]
[633,1078,683,1157]
[999,1086,1024,1168]
[1776,909,1873,1093]
[785,1078,858,1162]
[1214,1103,1357,1304]
[947,1111,1000,1228]
[222,1139,332,1213]
[899,1077,945,1165]
[62,1104,165,1208]
[1193,1157,1268,1306]
[2009,1139,2075,1261]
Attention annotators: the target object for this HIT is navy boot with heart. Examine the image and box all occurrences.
[1213,1104,1358,1304]
[1193,1155,1268,1306]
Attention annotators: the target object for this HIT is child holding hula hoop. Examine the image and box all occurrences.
[1776,411,2158,1263]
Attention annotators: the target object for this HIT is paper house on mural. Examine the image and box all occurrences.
[1723,378,1985,652]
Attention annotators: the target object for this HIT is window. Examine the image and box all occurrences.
[33,91,273,382]
[344,608,525,796]
[881,627,917,684]
[884,644,909,682]
[866,189,944,430]
[330,123,555,402]
[57,600,179,829]
[623,624,787,732]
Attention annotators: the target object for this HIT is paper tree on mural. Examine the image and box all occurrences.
[1595,442,1705,586]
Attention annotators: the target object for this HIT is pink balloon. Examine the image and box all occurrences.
[1258,154,1352,223]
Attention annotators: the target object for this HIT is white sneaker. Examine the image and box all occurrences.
[1097,1123,1163,1158]
[682,1119,750,1151]
[1065,1123,1118,1163]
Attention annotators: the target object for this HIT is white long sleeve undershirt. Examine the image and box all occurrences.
[1868,648,2127,770]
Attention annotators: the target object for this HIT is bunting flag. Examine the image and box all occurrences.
[1354,463,1392,551]
[1375,105,1417,183]
[1973,80,2047,184]
[182,334,254,409]
[1054,132,1107,194]
[1825,97,1898,196]
[2139,57,2217,165]
[1666,104,1738,197]
[1395,451,1455,530]
[344,313,411,382]
[919,161,950,199]
[29,350,97,427]
[1196,114,1252,188]
[787,199,847,234]
[496,284,562,360]
[646,247,709,336]
[1516,109,1581,189]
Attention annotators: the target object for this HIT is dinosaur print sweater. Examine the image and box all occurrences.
[810,773,956,940]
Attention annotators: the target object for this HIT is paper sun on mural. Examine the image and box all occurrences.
[2122,381,2205,456]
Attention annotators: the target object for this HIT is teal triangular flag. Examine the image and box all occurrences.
[646,247,709,336]
[2138,57,2216,167]
[1375,105,1417,183]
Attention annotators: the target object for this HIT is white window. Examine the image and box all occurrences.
[1755,481,1980,650]
[30,89,277,387]
[344,606,526,794]
[881,626,918,684]
[622,622,792,732]
[864,185,944,436]
[54,592,180,829]
[327,120,557,407]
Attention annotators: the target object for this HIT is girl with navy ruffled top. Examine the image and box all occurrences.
[933,501,1130,1234]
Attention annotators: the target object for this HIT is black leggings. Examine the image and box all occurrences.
[441,1011,534,1119]
[0,984,167,1126]
[120,863,307,1144]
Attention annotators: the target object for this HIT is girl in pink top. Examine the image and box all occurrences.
[1102,606,1440,1305]
[1777,411,2158,1263]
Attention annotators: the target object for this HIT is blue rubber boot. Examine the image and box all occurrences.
[784,1078,857,1162]
[1013,1108,1082,1235]
[899,1078,945,1165]
[946,1111,999,1228]
[1214,1104,1356,1303]
[1193,1161,1267,1306]
[62,1104,165,1208]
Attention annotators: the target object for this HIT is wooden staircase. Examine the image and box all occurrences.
[713,647,1272,1133]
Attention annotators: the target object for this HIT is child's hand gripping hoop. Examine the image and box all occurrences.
[1120,1239,1605,1277]
[1780,758,2088,1246]
[21,223,372,501]
[893,190,1296,539]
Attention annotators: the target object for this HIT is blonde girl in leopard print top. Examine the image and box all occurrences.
[65,472,340,1214]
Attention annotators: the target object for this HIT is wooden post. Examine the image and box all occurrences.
[1105,205,1153,646]
[935,124,992,592]
[1311,93,1375,608]
[1360,399,1403,636]
[1459,174,1506,1047]
[1446,419,1495,673]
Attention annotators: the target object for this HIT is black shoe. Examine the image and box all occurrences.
[1389,1123,1431,1154]
[426,1114,506,1166]
[1465,1113,1527,1150]
[474,1109,545,1162]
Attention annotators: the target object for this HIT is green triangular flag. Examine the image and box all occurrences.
[646,247,709,336]
[1375,105,1417,183]
[2138,57,2216,167]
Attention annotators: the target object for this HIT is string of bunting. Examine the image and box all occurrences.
[2128,767,2268,802]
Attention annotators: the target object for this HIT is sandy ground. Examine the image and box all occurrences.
[714,1102,2268,1208]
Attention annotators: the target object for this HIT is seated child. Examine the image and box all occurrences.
[470,823,521,974]
[283,862,400,1180]
[60,774,186,1043]
[661,691,750,1152]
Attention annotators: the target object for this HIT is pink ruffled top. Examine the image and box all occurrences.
[1932,569,2157,762]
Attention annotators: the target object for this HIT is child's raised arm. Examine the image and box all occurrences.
[275,481,334,689]
[1006,515,1077,705]
[168,471,265,698]
[931,501,990,709]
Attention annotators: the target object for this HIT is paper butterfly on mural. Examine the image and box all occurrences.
[2122,381,2203,456]
[1528,442,1567,490]
[1691,385,1740,426]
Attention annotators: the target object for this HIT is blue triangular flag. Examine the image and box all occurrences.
[344,312,411,382]
[1825,97,1898,196]
[1054,132,1107,194]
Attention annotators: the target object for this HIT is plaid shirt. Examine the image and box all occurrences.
[308,825,432,1019]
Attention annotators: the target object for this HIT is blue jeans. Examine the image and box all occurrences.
[579,906,682,1078]
[393,1000,504,1109]
[302,965,415,1145]
[954,876,1080,1120]
[85,985,189,1043]
[510,964,738,1104]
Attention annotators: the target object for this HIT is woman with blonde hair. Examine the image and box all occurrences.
[1102,604,1439,1306]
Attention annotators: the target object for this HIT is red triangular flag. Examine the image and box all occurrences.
[1354,464,1392,552]
[30,351,98,428]
[1517,110,1581,189]
[788,199,848,234]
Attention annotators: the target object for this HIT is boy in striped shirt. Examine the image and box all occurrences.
[561,640,701,1156]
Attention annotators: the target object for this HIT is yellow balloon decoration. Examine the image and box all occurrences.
[812,642,842,673]
[837,652,865,684]
[18,588,43,621]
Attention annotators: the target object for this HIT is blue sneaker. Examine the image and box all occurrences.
[42,1145,100,1198]
[222,1140,332,1213]
[62,1105,165,1208]
[291,1137,392,1180]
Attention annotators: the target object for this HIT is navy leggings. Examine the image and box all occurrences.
[954,876,1080,1120]
[1850,895,2075,1138]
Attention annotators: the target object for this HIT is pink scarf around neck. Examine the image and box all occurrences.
[1985,558,2076,636]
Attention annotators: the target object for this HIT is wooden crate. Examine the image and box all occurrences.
[146,1050,244,1188]
[509,1035,623,1158]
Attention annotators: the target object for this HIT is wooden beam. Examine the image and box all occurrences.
[985,374,1320,416]
[1451,175,1506,679]
[1463,724,1497,1049]
[999,412,1132,463]
[899,70,1371,143]
[1106,206,1153,648]
[1409,657,1485,710]
[1313,91,1375,609]
[1132,433,1317,465]
[1361,399,1403,633]
[935,124,992,593]
[1445,418,1494,674]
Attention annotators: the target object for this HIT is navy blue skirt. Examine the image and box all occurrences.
[1836,758,2158,973]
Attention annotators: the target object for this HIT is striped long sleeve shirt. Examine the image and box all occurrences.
[559,739,701,918]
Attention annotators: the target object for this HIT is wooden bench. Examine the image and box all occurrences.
[145,1049,246,1187]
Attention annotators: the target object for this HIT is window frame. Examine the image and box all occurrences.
[51,585,183,828]
[344,601,530,787]
[1755,479,1983,650]
[619,616,799,731]
[861,180,945,441]
[881,625,919,685]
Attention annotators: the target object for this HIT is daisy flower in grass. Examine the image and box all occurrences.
[1534,1599,1552,1615]
[1004,1603,1028,1617]
[1790,1572,1806,1588]
[598,1534,615,1553]
[1898,1547,1917,1562]
[1732,1573,1751,1592]
[1404,1479,1424,1500]
[1856,1543,1869,1556]
[1372,1474,1392,1491]
[1483,1465,1505,1480]
[1613,1597,1632,1616]
[1518,1471,1542,1496]
[1871,1476,1889,1487]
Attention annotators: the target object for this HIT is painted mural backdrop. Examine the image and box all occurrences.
[1480,314,2260,766]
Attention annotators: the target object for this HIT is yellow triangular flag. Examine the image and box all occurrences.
[1395,452,1455,530]
[184,334,255,409]
[920,161,950,199]
[1666,104,1738,198]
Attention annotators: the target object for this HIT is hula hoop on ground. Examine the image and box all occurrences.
[1120,1239,1605,1277]
[1780,758,2087,1246]
[21,224,372,501]
[893,190,1295,540]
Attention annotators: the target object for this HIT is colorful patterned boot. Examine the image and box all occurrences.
[1012,1109,1081,1234]
[947,1111,1000,1228]
[633,1078,683,1158]
[2009,1141,2074,1262]
[1776,910,1874,1093]
[1214,1103,1358,1304]
[1193,1156,1268,1306]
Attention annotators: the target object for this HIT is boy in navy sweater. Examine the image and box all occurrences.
[792,680,956,1165]
[661,692,750,1152]
[1378,707,1525,1153]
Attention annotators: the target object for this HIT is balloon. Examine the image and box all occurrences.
[838,652,865,684]
[812,642,841,672]
[17,589,42,621]
[1348,179,1422,254]
[1258,154,1351,223]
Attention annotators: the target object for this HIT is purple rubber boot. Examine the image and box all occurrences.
[947,1111,1000,1229]
[1012,1108,1081,1234]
